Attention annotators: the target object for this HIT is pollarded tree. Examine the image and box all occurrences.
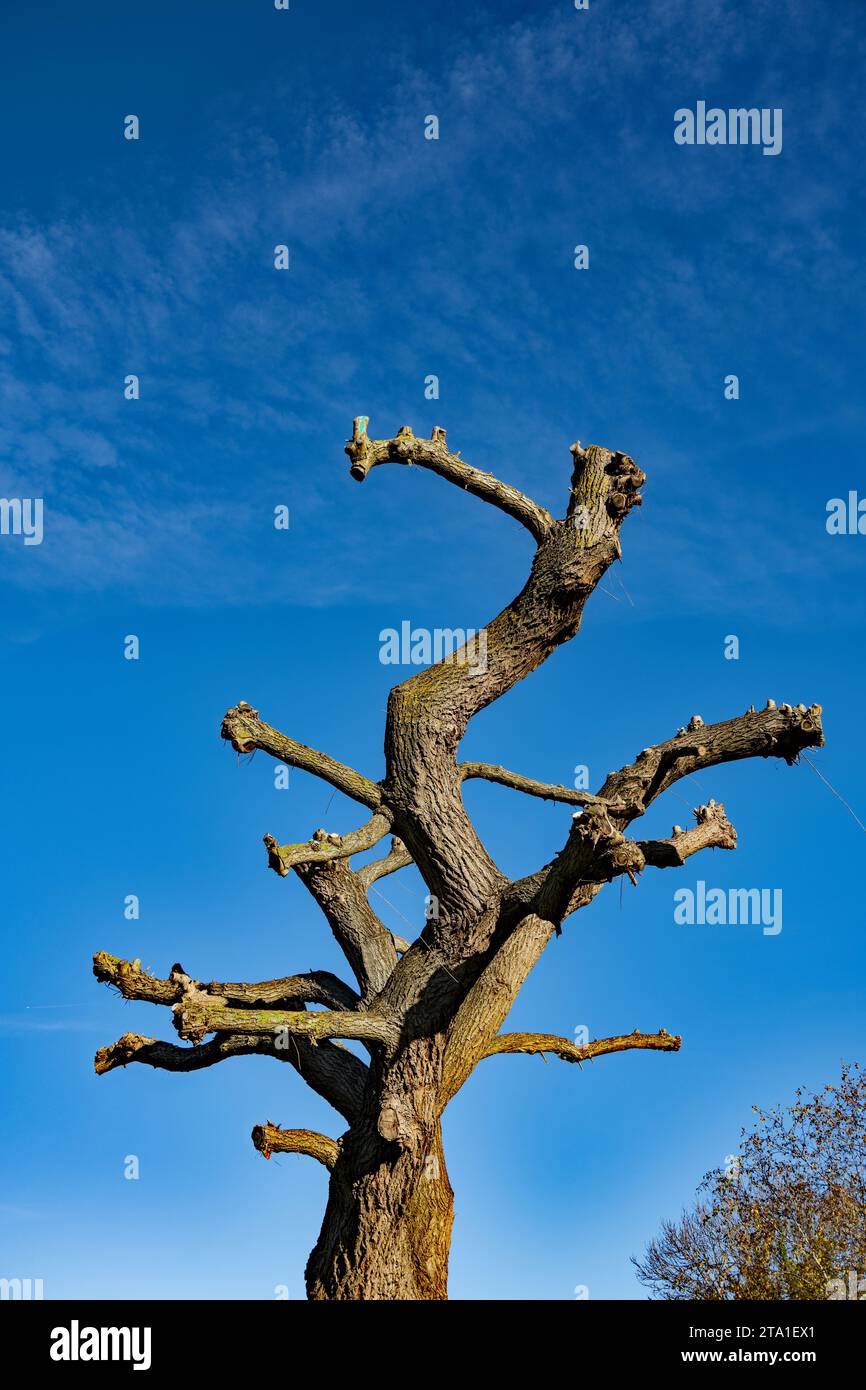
[93,420,824,1300]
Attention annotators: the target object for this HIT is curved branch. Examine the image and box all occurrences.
[356,837,413,888]
[379,440,646,916]
[93,1028,368,1124]
[95,1030,280,1076]
[598,702,825,826]
[263,814,392,876]
[221,701,382,810]
[481,1029,682,1065]
[252,1124,340,1170]
[459,762,617,808]
[345,418,553,543]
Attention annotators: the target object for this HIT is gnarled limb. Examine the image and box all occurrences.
[638,801,737,868]
[94,955,370,1121]
[345,418,554,543]
[252,1124,340,1170]
[533,804,646,925]
[512,702,824,928]
[94,1028,367,1124]
[94,1031,275,1075]
[532,797,738,923]
[263,814,392,876]
[481,1028,682,1065]
[222,701,382,810]
[93,951,360,1011]
[566,442,644,545]
[598,703,824,829]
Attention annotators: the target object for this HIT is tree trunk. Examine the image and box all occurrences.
[306,1122,454,1300]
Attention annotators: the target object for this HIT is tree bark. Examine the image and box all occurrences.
[306,1117,454,1300]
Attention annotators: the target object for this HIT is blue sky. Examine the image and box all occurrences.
[1,0,865,1300]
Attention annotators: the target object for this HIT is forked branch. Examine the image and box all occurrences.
[262,814,392,877]
[294,859,401,998]
[515,702,824,927]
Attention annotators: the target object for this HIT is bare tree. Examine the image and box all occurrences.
[634,1063,866,1299]
[93,420,824,1300]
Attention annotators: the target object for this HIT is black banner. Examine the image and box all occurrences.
[2,1296,859,1375]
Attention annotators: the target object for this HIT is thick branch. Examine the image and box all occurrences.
[294,859,400,999]
[252,1124,340,1170]
[345,418,553,542]
[598,702,825,826]
[93,952,360,1011]
[481,1029,682,1065]
[263,814,391,876]
[171,994,394,1047]
[566,442,644,543]
[379,441,646,917]
[221,701,382,810]
[533,803,646,925]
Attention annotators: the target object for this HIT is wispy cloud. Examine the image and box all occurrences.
[0,0,863,625]
[0,1013,99,1033]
